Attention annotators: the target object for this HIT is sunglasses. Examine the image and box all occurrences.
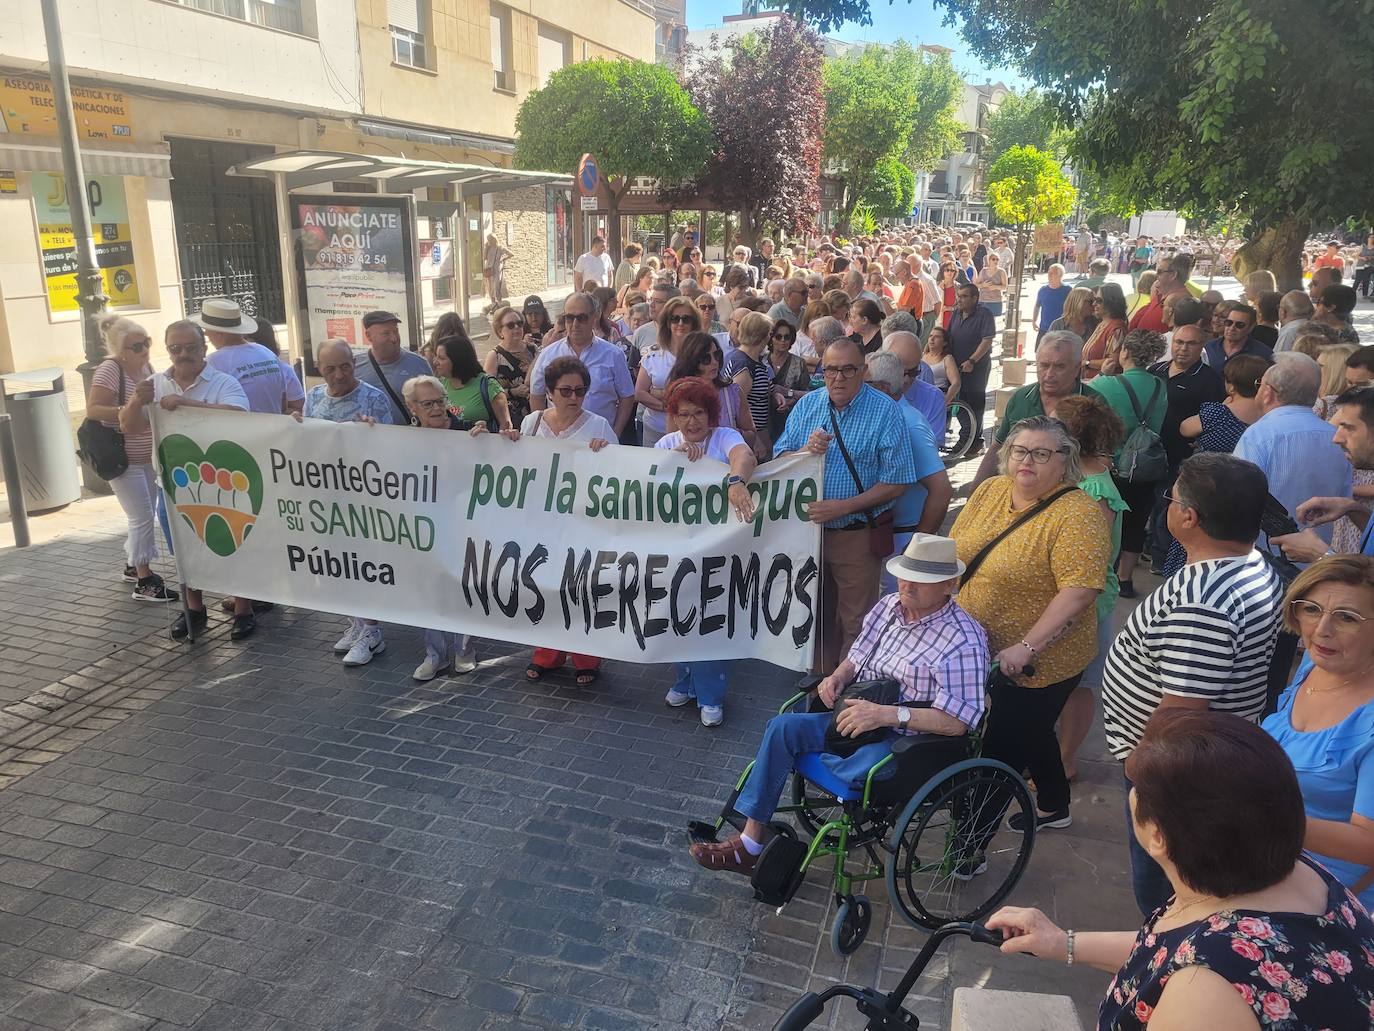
[669,314,697,325]
[1224,319,1252,329]
[564,312,591,323]
[772,330,794,340]
[125,339,150,352]
[166,343,202,355]
[697,302,716,311]
[500,321,523,330]
[555,385,589,398]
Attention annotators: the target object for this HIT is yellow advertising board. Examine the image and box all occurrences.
[0,76,132,140]
[32,172,140,313]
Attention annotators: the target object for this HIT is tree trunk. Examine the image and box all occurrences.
[1233,216,1309,293]
[738,203,757,250]
[606,180,627,259]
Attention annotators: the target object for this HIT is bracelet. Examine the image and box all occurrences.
[1066,929,1075,966]
[1019,640,1038,656]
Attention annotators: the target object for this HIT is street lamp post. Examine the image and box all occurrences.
[40,0,108,367]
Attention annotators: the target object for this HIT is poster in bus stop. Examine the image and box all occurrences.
[32,172,140,313]
[292,194,419,361]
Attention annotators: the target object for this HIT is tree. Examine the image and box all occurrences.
[985,146,1076,332]
[822,41,963,228]
[983,91,1061,166]
[671,19,825,243]
[859,157,916,220]
[513,60,710,256]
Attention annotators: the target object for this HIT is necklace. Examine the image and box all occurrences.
[1305,671,1361,697]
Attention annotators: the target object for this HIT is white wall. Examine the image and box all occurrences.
[0,0,362,116]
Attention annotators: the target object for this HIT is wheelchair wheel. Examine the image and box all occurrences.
[788,775,887,846]
[830,895,871,958]
[885,758,1035,931]
[940,402,977,464]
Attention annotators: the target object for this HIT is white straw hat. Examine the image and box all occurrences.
[885,533,965,584]
[194,297,257,335]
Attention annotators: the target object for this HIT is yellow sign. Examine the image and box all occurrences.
[33,172,140,313]
[0,76,132,140]
[0,169,15,194]
[1034,222,1065,256]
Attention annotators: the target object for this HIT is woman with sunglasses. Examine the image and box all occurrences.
[1080,283,1129,379]
[1263,555,1374,909]
[482,305,539,426]
[636,296,701,448]
[87,315,176,601]
[666,332,758,449]
[518,357,613,686]
[767,319,811,440]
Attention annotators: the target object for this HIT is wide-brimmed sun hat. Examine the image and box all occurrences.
[885,532,965,584]
[194,297,257,335]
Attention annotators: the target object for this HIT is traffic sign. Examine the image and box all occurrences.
[576,154,600,197]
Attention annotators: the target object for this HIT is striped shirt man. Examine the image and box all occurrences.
[1102,551,1284,759]
[844,594,989,731]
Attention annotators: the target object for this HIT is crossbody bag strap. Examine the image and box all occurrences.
[852,608,902,681]
[828,405,873,528]
[368,352,408,422]
[959,486,1077,587]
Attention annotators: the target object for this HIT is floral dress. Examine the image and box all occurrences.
[1098,858,1374,1029]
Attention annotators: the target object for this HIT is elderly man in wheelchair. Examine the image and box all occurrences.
[686,534,1038,956]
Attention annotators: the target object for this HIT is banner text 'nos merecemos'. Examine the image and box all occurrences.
[155,409,823,670]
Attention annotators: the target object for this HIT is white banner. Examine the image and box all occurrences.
[153,410,824,670]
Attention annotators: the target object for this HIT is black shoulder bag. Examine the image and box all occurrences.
[960,486,1077,587]
[829,405,895,559]
[368,352,410,424]
[77,361,129,481]
[823,609,902,757]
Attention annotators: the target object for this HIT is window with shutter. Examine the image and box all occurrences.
[389,0,428,69]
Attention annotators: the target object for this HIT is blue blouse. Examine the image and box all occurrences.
[1262,666,1374,908]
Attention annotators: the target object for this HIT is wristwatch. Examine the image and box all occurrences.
[728,474,744,486]
[896,705,912,729]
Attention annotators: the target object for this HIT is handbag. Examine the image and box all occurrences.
[76,361,129,481]
[829,405,895,559]
[960,486,1078,587]
[823,611,902,757]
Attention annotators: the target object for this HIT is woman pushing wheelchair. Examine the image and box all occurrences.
[688,533,989,876]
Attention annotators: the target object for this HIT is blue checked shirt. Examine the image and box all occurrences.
[845,595,989,731]
[775,383,919,529]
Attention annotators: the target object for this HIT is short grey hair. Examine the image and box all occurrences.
[1090,258,1111,274]
[998,415,1084,485]
[314,338,354,365]
[402,375,446,403]
[1037,329,1084,364]
[809,316,848,350]
[864,351,905,397]
[1119,329,1166,368]
[881,310,920,337]
[765,279,785,301]
[628,302,651,323]
[564,291,601,318]
[844,269,864,290]
[1279,290,1314,319]
[679,277,701,299]
[1264,352,1321,407]
[805,273,823,289]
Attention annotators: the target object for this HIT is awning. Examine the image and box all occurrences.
[0,136,172,178]
[226,149,569,198]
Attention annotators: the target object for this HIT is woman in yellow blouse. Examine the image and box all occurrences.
[951,415,1110,831]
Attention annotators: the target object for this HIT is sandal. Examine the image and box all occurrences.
[688,837,758,875]
[574,669,600,687]
[525,663,554,682]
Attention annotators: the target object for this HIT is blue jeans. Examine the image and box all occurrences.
[734,712,896,823]
[1123,768,1173,917]
[673,660,731,708]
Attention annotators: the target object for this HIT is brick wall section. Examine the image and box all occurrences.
[491,185,551,300]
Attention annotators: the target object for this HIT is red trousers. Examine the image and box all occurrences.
[531,648,600,672]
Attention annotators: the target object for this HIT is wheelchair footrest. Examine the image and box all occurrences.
[751,834,808,907]
[686,820,720,845]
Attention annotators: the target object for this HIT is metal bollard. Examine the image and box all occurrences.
[0,413,30,547]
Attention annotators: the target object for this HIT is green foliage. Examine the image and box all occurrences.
[822,41,963,224]
[983,91,1063,166]
[860,158,916,219]
[850,202,878,236]
[985,146,1076,227]
[513,60,710,190]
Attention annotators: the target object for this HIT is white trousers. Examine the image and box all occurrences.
[109,462,159,569]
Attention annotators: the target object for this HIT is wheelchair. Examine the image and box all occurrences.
[687,668,1036,957]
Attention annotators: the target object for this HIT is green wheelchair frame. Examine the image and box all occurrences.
[687,669,1037,957]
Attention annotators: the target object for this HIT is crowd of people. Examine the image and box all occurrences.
[83,220,1374,1027]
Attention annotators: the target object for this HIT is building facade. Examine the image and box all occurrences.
[917,79,1011,227]
[0,0,654,375]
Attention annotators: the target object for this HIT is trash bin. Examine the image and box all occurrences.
[0,368,82,512]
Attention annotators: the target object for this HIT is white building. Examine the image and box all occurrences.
[916,76,1011,227]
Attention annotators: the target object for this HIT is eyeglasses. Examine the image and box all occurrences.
[500,321,523,330]
[564,311,591,323]
[821,364,860,380]
[166,343,201,355]
[772,330,794,341]
[554,385,589,398]
[125,339,150,352]
[1007,444,1067,464]
[669,314,697,325]
[1162,492,1193,509]
[414,397,447,410]
[903,365,922,379]
[1224,319,1252,329]
[1289,599,1369,633]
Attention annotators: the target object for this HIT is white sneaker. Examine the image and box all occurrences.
[699,705,724,728]
[342,626,385,666]
[333,619,363,654]
[452,652,477,675]
[665,688,694,707]
[413,657,440,682]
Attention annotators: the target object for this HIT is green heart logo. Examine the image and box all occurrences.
[157,435,264,557]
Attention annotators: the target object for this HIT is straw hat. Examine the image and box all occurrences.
[194,297,257,335]
[885,533,965,584]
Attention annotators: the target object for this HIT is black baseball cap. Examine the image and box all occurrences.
[362,310,400,327]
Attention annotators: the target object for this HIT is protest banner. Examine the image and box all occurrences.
[154,409,823,670]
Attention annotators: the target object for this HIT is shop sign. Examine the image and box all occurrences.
[0,169,15,193]
[32,172,139,313]
[0,77,132,139]
[418,239,452,280]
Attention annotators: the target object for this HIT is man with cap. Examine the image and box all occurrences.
[198,297,303,417]
[687,533,989,876]
[353,310,432,424]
